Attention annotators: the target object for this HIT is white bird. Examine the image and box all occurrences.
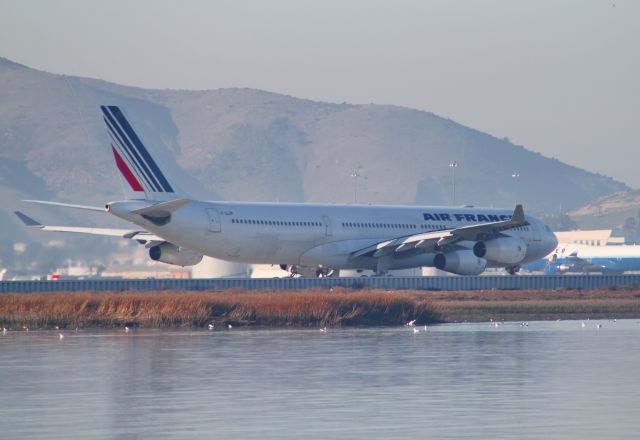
[320,327,327,333]
[125,326,130,333]
[58,333,64,339]
[413,327,420,334]
[581,322,587,328]
[406,320,416,327]
[228,324,233,329]
[597,324,603,329]
[208,323,215,330]
[424,325,428,331]
[2,327,7,334]
[54,325,59,330]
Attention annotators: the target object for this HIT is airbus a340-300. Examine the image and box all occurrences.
[16,106,557,276]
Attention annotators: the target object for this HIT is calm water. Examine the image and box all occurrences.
[1,321,640,439]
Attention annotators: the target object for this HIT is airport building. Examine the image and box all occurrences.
[554,229,624,246]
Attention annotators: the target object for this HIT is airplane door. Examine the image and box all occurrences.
[207,209,221,232]
[322,215,332,236]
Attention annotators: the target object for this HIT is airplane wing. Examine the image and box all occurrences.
[350,204,529,260]
[14,211,164,245]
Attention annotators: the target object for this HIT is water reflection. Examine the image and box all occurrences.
[1,321,640,439]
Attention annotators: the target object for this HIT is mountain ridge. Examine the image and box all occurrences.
[0,56,628,270]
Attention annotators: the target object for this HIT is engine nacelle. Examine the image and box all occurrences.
[473,237,527,264]
[434,250,487,275]
[149,243,203,267]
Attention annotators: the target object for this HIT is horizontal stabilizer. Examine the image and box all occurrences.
[23,200,105,212]
[14,211,163,243]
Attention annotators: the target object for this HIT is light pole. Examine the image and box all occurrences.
[350,170,360,203]
[512,171,520,205]
[449,160,459,205]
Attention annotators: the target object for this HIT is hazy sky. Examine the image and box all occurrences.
[1,0,639,187]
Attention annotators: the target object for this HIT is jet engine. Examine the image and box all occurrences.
[473,237,526,264]
[149,243,203,267]
[434,250,487,275]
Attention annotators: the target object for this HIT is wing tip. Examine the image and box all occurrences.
[14,211,42,227]
[513,204,525,222]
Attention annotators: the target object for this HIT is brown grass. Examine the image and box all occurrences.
[1,288,639,329]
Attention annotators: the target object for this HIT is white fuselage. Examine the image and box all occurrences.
[108,200,558,271]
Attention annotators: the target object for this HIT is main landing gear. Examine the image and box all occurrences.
[280,264,338,278]
[505,265,521,275]
[315,268,337,278]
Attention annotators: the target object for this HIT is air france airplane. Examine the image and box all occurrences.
[15,106,557,276]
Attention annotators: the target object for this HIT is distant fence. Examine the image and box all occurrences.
[2,274,640,293]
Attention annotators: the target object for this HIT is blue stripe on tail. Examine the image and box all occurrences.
[106,106,174,193]
[104,117,154,192]
[101,107,163,192]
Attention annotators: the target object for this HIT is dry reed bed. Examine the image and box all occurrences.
[1,288,639,329]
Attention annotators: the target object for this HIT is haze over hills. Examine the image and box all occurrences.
[568,189,640,230]
[0,56,629,270]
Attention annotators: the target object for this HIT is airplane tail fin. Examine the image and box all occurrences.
[101,105,187,201]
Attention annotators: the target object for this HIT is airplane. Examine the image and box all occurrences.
[537,243,640,275]
[15,105,558,277]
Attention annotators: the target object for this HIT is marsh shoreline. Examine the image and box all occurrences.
[1,288,639,329]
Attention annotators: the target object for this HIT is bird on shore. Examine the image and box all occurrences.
[597,324,603,329]
[413,327,420,334]
[228,324,233,329]
[58,333,64,340]
[320,327,327,333]
[2,327,7,335]
[581,322,587,328]
[406,320,416,327]
[424,325,428,331]
[125,326,130,333]
[208,323,215,330]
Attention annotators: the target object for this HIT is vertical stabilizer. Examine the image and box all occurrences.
[101,105,186,201]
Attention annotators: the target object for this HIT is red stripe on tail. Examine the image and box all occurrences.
[112,146,144,191]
